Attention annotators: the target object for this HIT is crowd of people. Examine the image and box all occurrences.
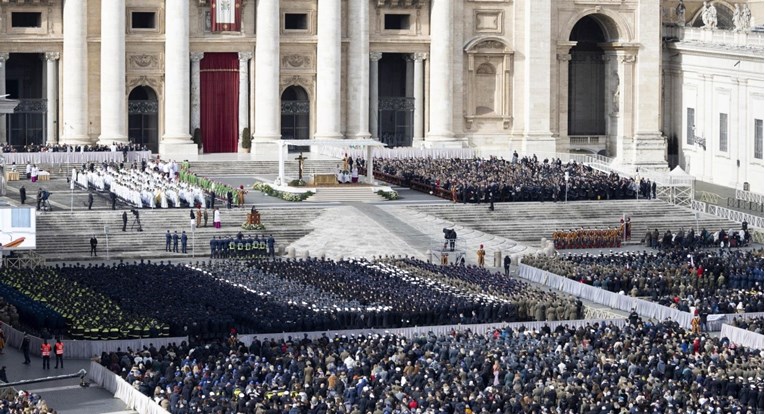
[209,233,275,258]
[523,248,764,315]
[552,227,623,250]
[644,227,753,249]
[0,390,54,413]
[0,257,583,340]
[0,266,165,340]
[731,315,764,334]
[103,318,763,414]
[372,155,645,203]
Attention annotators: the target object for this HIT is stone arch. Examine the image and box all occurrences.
[559,9,633,42]
[463,36,512,53]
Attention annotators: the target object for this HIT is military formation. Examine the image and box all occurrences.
[209,234,276,259]
[552,227,623,249]
[106,318,763,413]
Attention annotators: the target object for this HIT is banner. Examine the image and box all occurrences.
[211,0,242,32]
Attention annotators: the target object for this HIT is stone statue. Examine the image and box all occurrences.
[737,4,753,32]
[733,4,742,31]
[701,1,718,30]
[676,0,686,26]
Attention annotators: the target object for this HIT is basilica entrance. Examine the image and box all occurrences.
[127,86,159,153]
[281,86,310,153]
[568,16,606,137]
[378,53,413,148]
[5,53,45,147]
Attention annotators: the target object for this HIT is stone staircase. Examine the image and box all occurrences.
[34,206,325,261]
[306,187,384,203]
[186,160,341,177]
[410,199,742,246]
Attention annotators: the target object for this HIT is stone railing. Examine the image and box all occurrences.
[663,25,764,49]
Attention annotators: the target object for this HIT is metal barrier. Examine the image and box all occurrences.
[736,189,764,204]
[707,205,764,229]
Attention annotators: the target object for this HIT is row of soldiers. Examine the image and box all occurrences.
[552,227,623,249]
[209,234,275,259]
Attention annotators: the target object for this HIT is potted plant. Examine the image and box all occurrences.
[241,127,252,153]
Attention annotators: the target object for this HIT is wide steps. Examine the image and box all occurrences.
[187,160,341,177]
[306,187,384,203]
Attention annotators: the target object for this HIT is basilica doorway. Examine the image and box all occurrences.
[281,85,310,153]
[378,53,413,147]
[5,53,44,147]
[568,16,607,137]
[127,86,159,153]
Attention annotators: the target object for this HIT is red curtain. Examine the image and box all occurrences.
[211,0,242,32]
[200,53,239,153]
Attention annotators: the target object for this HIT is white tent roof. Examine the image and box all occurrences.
[669,166,692,177]
[278,139,386,147]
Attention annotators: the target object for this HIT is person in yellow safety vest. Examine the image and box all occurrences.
[245,240,252,258]
[41,339,52,370]
[54,338,64,369]
[259,240,266,255]
[228,240,236,258]
[237,241,244,257]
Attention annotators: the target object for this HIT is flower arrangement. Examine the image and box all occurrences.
[376,189,400,200]
[252,182,313,202]
[241,222,266,231]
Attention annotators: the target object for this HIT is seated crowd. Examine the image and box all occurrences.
[103,318,763,414]
[0,390,53,414]
[1,142,147,153]
[552,227,623,250]
[523,248,764,315]
[373,155,644,202]
[75,159,231,209]
[731,315,764,334]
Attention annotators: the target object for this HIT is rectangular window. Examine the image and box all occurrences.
[11,12,41,28]
[719,113,728,152]
[11,209,30,228]
[686,108,695,145]
[284,13,308,30]
[755,119,763,160]
[131,12,156,29]
[384,14,410,30]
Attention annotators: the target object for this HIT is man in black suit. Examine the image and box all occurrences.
[90,235,98,256]
[87,192,94,210]
[19,185,26,205]
[122,211,128,232]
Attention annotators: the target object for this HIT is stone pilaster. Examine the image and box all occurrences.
[412,53,427,143]
[0,53,8,145]
[45,52,60,145]
[522,0,554,154]
[99,0,127,145]
[369,52,382,139]
[190,52,204,134]
[238,51,252,152]
[253,0,280,144]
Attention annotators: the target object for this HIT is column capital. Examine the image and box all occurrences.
[618,53,637,64]
[44,52,61,61]
[556,53,571,62]
[369,52,383,62]
[413,52,428,61]
[0,53,9,62]
[190,52,205,62]
[238,51,253,61]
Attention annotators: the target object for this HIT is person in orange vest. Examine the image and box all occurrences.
[54,338,64,369]
[40,339,51,370]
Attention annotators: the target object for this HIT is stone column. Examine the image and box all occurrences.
[0,53,8,145]
[521,0,554,154]
[369,52,382,139]
[555,52,572,144]
[346,0,370,139]
[61,0,89,144]
[412,52,427,143]
[253,0,280,144]
[99,0,127,144]
[45,53,60,145]
[160,0,196,156]
[315,0,342,139]
[426,0,454,142]
[238,52,252,152]
[190,52,204,134]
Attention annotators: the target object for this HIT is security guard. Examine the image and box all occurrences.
[41,339,52,370]
[54,338,64,369]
